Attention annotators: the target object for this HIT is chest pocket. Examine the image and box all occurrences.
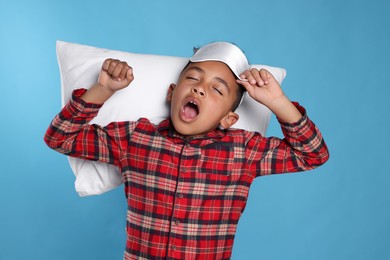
[198,143,234,176]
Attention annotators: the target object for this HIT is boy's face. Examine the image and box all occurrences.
[167,61,239,137]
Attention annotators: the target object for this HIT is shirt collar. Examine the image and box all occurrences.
[157,119,226,143]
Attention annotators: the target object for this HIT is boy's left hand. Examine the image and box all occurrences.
[237,68,284,108]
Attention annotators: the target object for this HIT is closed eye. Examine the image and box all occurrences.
[213,87,223,95]
[187,76,199,81]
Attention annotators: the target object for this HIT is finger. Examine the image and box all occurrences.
[237,79,256,96]
[241,70,257,85]
[102,58,113,71]
[107,59,121,75]
[117,65,132,82]
[111,62,127,81]
[250,68,266,86]
[239,73,247,79]
[118,63,130,81]
[126,67,134,82]
[259,69,273,84]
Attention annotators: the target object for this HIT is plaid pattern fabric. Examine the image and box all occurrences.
[44,89,329,260]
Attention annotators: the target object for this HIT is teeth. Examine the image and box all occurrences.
[189,100,197,106]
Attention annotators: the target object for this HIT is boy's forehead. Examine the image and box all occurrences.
[185,61,237,82]
[189,42,250,80]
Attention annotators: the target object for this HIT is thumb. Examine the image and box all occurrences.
[237,80,257,97]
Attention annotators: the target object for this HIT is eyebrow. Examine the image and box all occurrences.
[186,66,230,92]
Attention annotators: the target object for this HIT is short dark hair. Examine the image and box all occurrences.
[231,84,246,112]
[180,62,246,112]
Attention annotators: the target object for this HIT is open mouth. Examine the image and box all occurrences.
[181,99,199,121]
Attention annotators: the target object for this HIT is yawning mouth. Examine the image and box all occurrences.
[181,98,200,121]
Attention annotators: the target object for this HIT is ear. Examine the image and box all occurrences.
[166,83,176,102]
[219,111,239,129]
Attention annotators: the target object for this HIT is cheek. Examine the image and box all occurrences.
[170,91,182,107]
[210,96,234,113]
[204,102,228,122]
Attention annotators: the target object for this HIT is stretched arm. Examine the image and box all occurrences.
[44,59,135,163]
[238,68,329,175]
[245,104,329,176]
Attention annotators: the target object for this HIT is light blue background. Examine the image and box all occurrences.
[1,0,389,259]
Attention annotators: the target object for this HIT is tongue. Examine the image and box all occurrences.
[184,105,198,119]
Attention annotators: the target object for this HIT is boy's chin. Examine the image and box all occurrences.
[171,117,221,137]
[173,123,209,137]
[175,128,201,137]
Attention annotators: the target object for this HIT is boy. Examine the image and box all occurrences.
[45,42,329,259]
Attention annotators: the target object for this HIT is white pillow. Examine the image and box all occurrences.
[56,41,286,196]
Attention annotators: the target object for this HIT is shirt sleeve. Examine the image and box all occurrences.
[44,89,136,166]
[245,102,329,177]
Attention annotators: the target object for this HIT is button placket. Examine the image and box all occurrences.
[168,141,200,257]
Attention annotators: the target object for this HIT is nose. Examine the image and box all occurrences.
[191,86,206,97]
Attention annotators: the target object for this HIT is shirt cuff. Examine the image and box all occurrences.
[278,102,310,133]
[66,89,103,117]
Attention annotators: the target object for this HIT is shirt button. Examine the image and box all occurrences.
[186,144,190,148]
[182,168,187,173]
[178,193,184,198]
[173,217,180,225]
[171,245,177,251]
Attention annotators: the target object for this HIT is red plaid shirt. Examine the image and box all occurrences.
[45,89,329,260]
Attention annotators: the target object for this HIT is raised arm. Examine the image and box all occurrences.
[81,58,134,103]
[44,59,135,164]
[238,69,329,176]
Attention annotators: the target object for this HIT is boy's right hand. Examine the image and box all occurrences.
[81,59,134,104]
[98,59,134,92]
